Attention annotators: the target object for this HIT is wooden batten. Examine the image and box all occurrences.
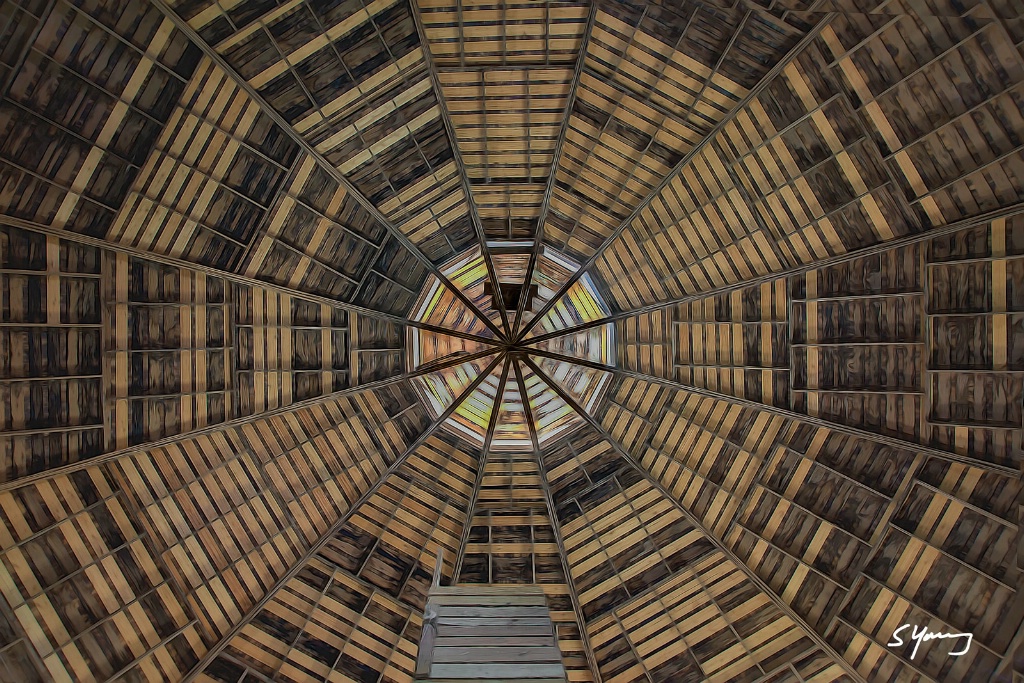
[538,3,816,268]
[0,1,1021,682]
[1,223,410,484]
[415,0,593,339]
[596,369,1020,682]
[599,217,1023,470]
[536,422,850,682]
[0,376,431,681]
[589,7,1024,318]
[0,0,201,237]
[194,428,484,683]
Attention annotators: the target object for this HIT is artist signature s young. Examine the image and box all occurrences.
[887,624,973,660]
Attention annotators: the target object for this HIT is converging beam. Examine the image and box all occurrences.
[522,356,867,683]
[516,13,837,343]
[511,2,598,339]
[151,0,507,340]
[451,355,511,580]
[526,346,1018,475]
[514,357,604,683]
[0,347,500,493]
[523,201,1024,347]
[181,353,506,682]
[411,0,513,338]
[1,216,499,345]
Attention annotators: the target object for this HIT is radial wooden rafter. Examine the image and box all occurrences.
[411,2,514,337]
[510,2,598,338]
[178,352,506,681]
[2,215,498,344]
[0,2,1021,682]
[515,10,838,343]
[525,347,1015,475]
[522,200,1024,347]
[150,0,507,341]
[450,358,510,579]
[513,356,604,682]
[521,355,867,683]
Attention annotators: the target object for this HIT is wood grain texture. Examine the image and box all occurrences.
[194,431,480,683]
[0,379,431,682]
[540,423,840,683]
[1,224,409,483]
[586,5,1024,316]
[416,585,567,681]
[578,217,1023,469]
[0,2,1020,683]
[173,0,478,266]
[0,0,202,237]
[597,371,1020,682]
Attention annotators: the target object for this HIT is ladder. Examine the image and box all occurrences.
[414,553,567,682]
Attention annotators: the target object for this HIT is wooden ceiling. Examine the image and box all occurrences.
[0,0,1021,682]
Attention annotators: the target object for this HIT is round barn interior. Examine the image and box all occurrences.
[0,0,1021,681]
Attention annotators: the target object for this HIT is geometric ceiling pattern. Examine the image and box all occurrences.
[408,243,613,446]
[0,0,1020,683]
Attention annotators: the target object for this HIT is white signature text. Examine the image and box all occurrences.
[887,624,973,660]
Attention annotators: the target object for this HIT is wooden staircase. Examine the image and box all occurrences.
[414,557,567,682]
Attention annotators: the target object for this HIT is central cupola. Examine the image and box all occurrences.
[403,243,615,447]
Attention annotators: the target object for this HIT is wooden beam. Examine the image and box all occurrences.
[510,2,598,339]
[452,354,510,579]
[515,12,838,343]
[526,346,1018,475]
[521,355,867,683]
[523,200,1024,346]
[0,216,497,346]
[411,0,512,338]
[513,357,603,683]
[149,0,506,340]
[0,346,499,493]
[179,352,505,682]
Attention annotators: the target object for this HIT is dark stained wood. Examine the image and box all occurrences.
[551,216,1023,472]
[591,367,1019,683]
[517,7,833,342]
[0,2,1021,683]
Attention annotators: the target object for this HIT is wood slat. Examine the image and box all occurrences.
[539,423,830,683]
[590,7,1024,319]
[0,0,200,237]
[596,370,1020,682]
[0,376,432,682]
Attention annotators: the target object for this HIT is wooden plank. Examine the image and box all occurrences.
[431,662,567,678]
[436,625,556,639]
[434,636,556,648]
[437,615,554,627]
[432,645,563,663]
[431,594,550,606]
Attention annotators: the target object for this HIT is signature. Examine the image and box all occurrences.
[888,624,973,660]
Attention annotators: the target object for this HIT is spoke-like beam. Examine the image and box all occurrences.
[510,2,598,339]
[411,1,513,338]
[2,216,499,346]
[150,0,505,341]
[181,353,505,682]
[515,13,837,343]
[521,356,867,683]
[523,200,1024,346]
[0,347,500,493]
[527,346,1017,475]
[451,354,511,580]
[513,357,604,683]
